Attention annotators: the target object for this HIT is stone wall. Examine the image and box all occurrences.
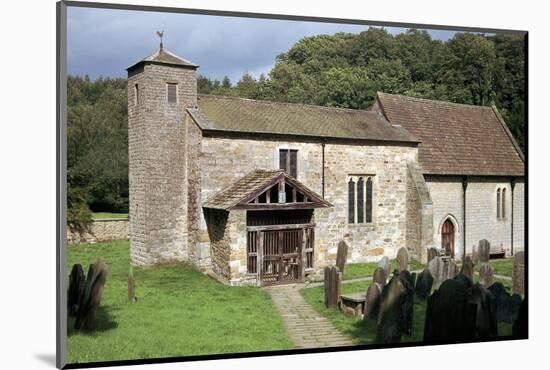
[128,62,197,266]
[194,134,418,284]
[426,176,525,259]
[67,218,129,245]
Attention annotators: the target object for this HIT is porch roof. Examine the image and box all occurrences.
[203,169,332,211]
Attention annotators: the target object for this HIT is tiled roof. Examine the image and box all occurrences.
[375,92,524,177]
[127,48,197,70]
[203,170,332,211]
[188,95,419,143]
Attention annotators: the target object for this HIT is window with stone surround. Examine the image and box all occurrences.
[497,187,506,220]
[167,82,177,104]
[134,84,139,105]
[348,175,373,224]
[279,149,298,178]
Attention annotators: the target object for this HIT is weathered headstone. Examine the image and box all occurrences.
[428,257,459,289]
[472,244,479,264]
[336,240,349,274]
[75,260,108,330]
[427,247,438,263]
[478,263,494,288]
[376,271,414,343]
[396,247,409,272]
[470,284,498,338]
[68,264,85,317]
[479,239,491,263]
[415,269,433,300]
[378,256,390,279]
[373,267,387,286]
[512,298,527,338]
[324,266,342,308]
[460,256,474,281]
[128,266,136,303]
[488,282,522,323]
[512,251,525,295]
[364,282,382,320]
[424,279,477,342]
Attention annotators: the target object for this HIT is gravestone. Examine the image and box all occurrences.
[373,267,387,286]
[470,284,498,338]
[472,244,479,264]
[512,298,527,338]
[378,256,390,279]
[376,272,414,343]
[364,282,382,320]
[460,256,474,281]
[424,279,477,342]
[479,239,491,263]
[324,266,342,308]
[428,257,459,289]
[415,269,433,300]
[427,247,438,263]
[512,251,525,295]
[478,263,494,288]
[75,260,108,330]
[396,247,409,272]
[68,264,85,317]
[336,240,349,274]
[488,282,522,323]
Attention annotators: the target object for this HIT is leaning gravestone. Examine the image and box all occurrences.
[324,266,342,308]
[364,282,382,320]
[428,257,459,290]
[460,256,474,281]
[75,260,108,330]
[336,240,349,274]
[378,256,390,279]
[470,284,498,338]
[396,247,409,272]
[376,272,414,343]
[373,267,387,286]
[415,269,434,300]
[512,251,525,295]
[427,247,438,263]
[488,282,522,323]
[68,264,85,317]
[478,263,494,288]
[479,239,491,263]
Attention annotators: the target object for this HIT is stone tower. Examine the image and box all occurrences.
[126,45,198,266]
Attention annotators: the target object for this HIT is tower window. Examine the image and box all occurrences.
[134,84,139,105]
[497,188,501,219]
[279,149,298,178]
[167,83,177,103]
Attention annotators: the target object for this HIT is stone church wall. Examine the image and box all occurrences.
[194,134,418,282]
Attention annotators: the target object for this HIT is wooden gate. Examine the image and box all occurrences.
[247,224,315,286]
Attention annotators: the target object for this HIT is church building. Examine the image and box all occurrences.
[126,45,525,286]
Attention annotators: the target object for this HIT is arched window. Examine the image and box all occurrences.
[348,175,374,224]
[496,188,501,219]
[501,188,506,219]
[348,178,355,223]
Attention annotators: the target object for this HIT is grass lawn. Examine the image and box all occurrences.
[489,258,514,277]
[343,258,425,281]
[67,240,293,364]
[91,212,128,220]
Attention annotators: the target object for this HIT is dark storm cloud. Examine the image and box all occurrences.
[67,7,455,82]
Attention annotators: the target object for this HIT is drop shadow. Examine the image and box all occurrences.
[67,305,119,337]
[33,353,56,366]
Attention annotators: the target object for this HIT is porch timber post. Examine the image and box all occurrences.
[257,231,263,287]
[278,231,284,282]
[301,227,307,282]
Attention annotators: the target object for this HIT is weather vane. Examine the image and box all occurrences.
[157,30,164,51]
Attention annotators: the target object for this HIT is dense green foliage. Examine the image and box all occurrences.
[201,29,525,149]
[67,28,525,214]
[67,241,292,363]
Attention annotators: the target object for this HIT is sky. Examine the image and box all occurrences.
[67,6,457,83]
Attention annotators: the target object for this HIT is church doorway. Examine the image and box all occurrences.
[441,219,455,257]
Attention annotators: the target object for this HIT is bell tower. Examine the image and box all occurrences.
[127,35,198,266]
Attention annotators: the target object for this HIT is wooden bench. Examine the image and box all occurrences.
[339,292,366,317]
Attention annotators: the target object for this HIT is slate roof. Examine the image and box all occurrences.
[188,95,418,143]
[375,92,525,177]
[126,48,198,71]
[203,170,332,211]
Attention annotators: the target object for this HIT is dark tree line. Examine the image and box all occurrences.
[67,28,525,220]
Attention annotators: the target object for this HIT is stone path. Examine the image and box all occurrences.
[265,284,354,349]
